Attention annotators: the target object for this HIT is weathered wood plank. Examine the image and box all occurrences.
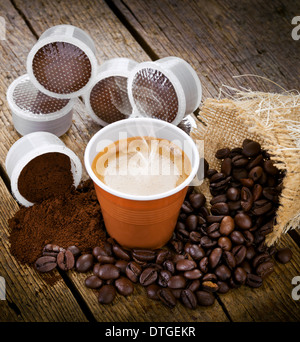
[111,0,300,98]
[0,176,88,322]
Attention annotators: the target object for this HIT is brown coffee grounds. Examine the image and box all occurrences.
[17,152,74,203]
[9,179,106,265]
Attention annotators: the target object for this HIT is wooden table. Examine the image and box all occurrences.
[0,0,299,322]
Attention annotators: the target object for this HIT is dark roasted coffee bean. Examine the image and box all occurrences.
[206,215,225,223]
[202,281,219,292]
[170,240,183,253]
[67,246,81,258]
[126,261,142,283]
[258,221,273,236]
[229,147,243,158]
[252,199,272,216]
[168,275,186,289]
[210,176,231,189]
[139,268,158,286]
[98,264,120,280]
[189,193,206,209]
[115,277,134,296]
[221,157,232,176]
[211,202,229,216]
[206,223,221,239]
[76,254,94,273]
[185,215,198,231]
[228,200,241,211]
[199,257,209,273]
[181,289,197,309]
[189,231,202,243]
[223,251,236,270]
[243,231,254,246]
[184,269,203,280]
[93,263,101,276]
[187,279,201,292]
[163,259,175,274]
[146,284,160,300]
[175,221,186,231]
[196,290,215,306]
[230,231,245,245]
[226,187,240,201]
[235,213,252,230]
[242,141,261,157]
[202,273,217,282]
[229,277,240,289]
[42,244,62,257]
[242,139,253,148]
[158,288,177,308]
[240,178,254,188]
[158,270,172,287]
[276,248,293,264]
[35,256,57,273]
[246,246,256,261]
[200,236,217,248]
[218,236,232,251]
[171,289,182,299]
[112,245,131,261]
[132,249,156,262]
[85,275,103,289]
[249,166,263,181]
[215,264,231,281]
[262,187,279,202]
[177,228,190,241]
[176,259,197,271]
[252,253,270,269]
[57,250,75,271]
[234,267,247,284]
[263,160,279,175]
[97,255,115,264]
[217,281,230,294]
[210,194,227,205]
[232,154,249,167]
[207,169,218,178]
[209,247,222,269]
[256,261,274,278]
[210,172,226,184]
[181,201,194,214]
[219,216,235,236]
[232,168,248,180]
[241,187,253,212]
[215,147,230,159]
[198,215,206,225]
[184,243,205,260]
[240,260,252,274]
[246,274,263,288]
[232,245,247,265]
[252,184,263,201]
[93,246,108,259]
[115,260,128,274]
[156,249,172,265]
[98,285,116,304]
[246,154,263,170]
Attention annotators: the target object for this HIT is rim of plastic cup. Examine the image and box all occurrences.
[127,61,186,126]
[27,35,98,99]
[84,117,199,201]
[84,58,137,126]
[6,134,82,207]
[7,74,75,122]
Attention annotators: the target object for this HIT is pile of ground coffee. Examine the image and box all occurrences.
[9,179,106,265]
[17,152,74,203]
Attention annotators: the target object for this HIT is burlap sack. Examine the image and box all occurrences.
[191,89,300,246]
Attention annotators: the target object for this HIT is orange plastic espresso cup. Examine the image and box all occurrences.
[84,118,200,249]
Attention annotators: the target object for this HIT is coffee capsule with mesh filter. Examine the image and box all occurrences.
[83,58,138,126]
[7,74,75,137]
[127,56,202,126]
[27,25,98,99]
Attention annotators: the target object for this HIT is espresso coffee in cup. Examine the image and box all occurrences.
[92,136,192,196]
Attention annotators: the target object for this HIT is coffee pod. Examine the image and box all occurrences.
[27,25,98,99]
[84,58,138,126]
[127,56,202,125]
[5,132,82,207]
[7,74,75,137]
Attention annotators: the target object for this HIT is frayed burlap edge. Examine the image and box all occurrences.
[191,91,300,246]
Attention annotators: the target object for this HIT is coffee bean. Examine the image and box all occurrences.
[243,231,254,246]
[249,166,263,182]
[242,141,261,157]
[200,236,217,248]
[76,254,94,273]
[226,187,240,201]
[156,249,172,264]
[181,289,197,309]
[167,275,186,289]
[181,201,194,214]
[42,244,62,257]
[115,277,134,296]
[206,215,225,223]
[215,264,231,281]
[57,250,75,271]
[187,279,201,292]
[240,260,252,274]
[218,236,232,251]
[228,200,242,211]
[246,246,256,261]
[256,260,274,278]
[217,281,230,294]
[185,215,198,231]
[112,245,131,261]
[221,158,232,176]
[262,187,279,202]
[232,245,247,265]
[85,275,103,289]
[199,257,209,273]
[219,216,235,236]
[189,231,202,243]
[139,268,158,286]
[35,256,57,273]
[209,247,222,268]
[98,285,116,304]
[210,194,228,205]
[98,264,120,280]
[196,291,215,306]
[263,160,279,175]
[230,230,245,245]
[276,248,292,264]
[232,168,248,180]
[252,252,270,269]
[246,274,263,288]
[252,184,263,201]
[202,280,219,292]
[114,260,128,274]
[184,269,203,280]
[146,284,161,300]
[215,148,230,159]
[241,187,253,212]
[157,288,177,308]
[223,251,236,270]
[189,193,206,209]
[232,154,249,167]
[211,202,229,216]
[163,259,175,274]
[92,246,108,259]
[240,178,254,188]
[207,169,218,178]
[126,261,142,283]
[184,243,205,260]
[234,267,247,284]
[252,199,273,216]
[97,255,115,264]
[157,270,172,287]
[67,246,81,258]
[132,249,156,262]
[235,213,252,230]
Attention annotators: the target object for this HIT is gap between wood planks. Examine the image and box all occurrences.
[3,0,299,322]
